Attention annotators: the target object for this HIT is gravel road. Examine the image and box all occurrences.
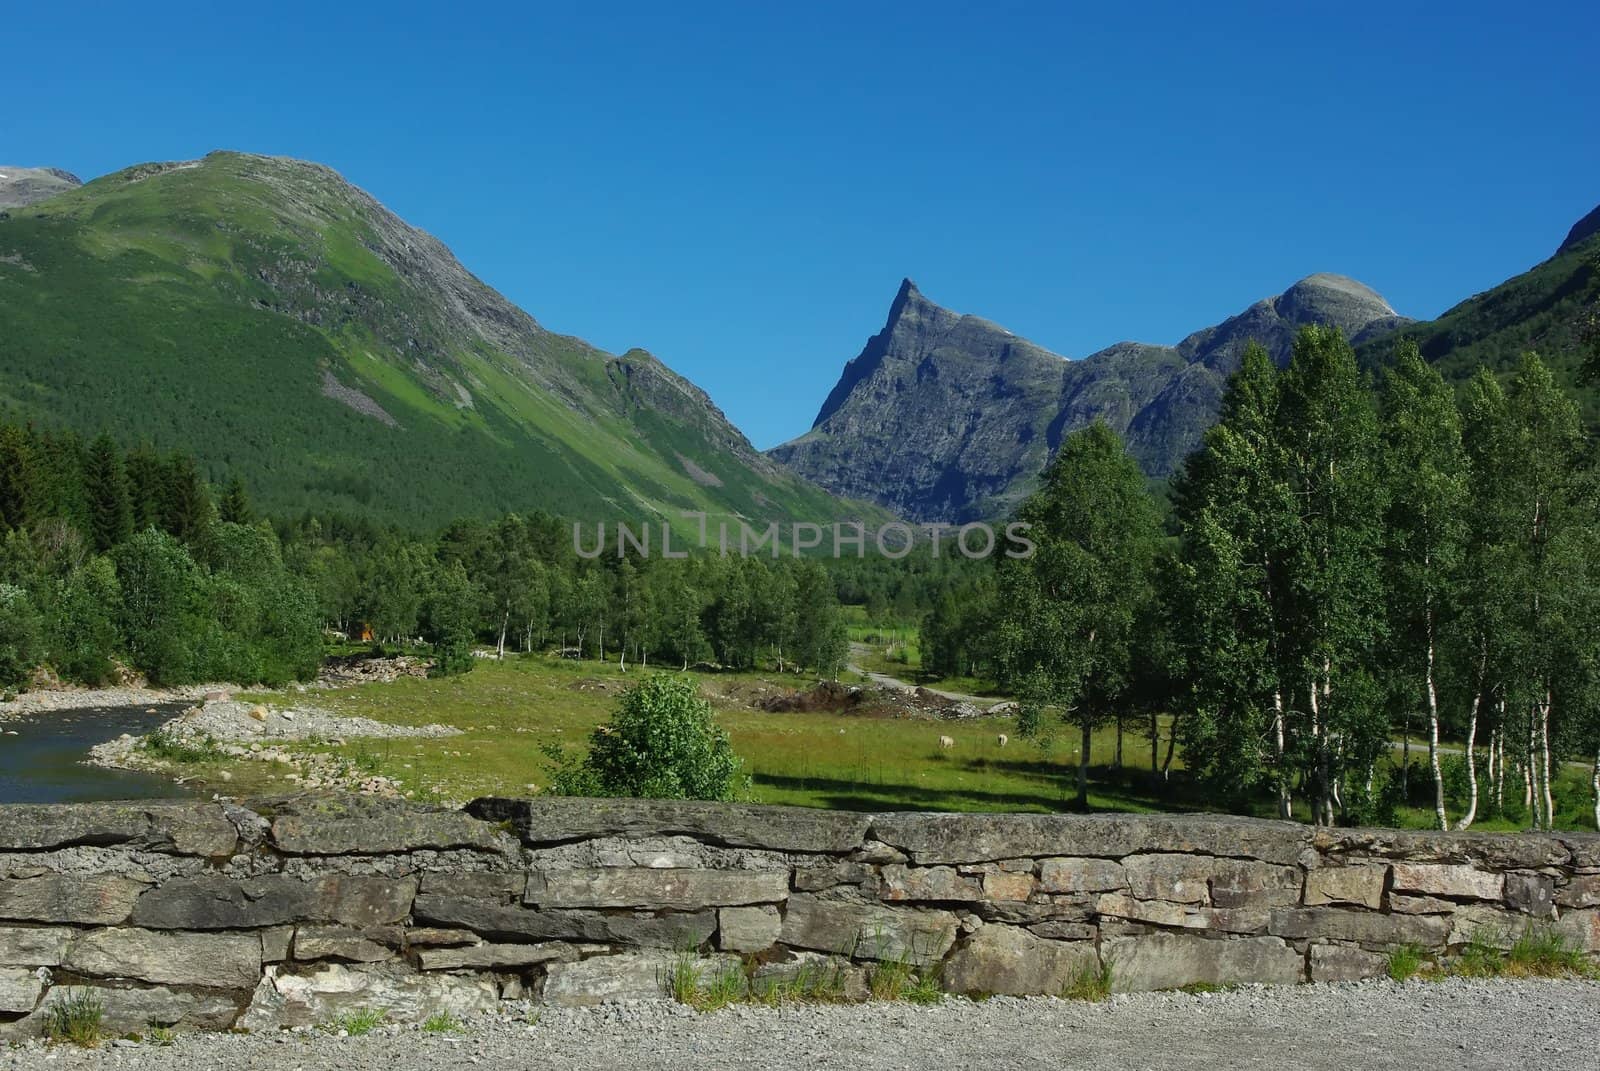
[4,978,1594,1071]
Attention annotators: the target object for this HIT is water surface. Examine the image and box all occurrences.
[0,703,194,803]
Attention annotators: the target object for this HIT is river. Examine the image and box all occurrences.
[0,703,193,804]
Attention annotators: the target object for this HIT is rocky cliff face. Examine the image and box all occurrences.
[0,166,81,209]
[770,275,1406,521]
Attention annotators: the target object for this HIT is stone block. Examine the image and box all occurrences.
[65,927,261,989]
[1504,872,1555,917]
[0,968,42,1016]
[1556,873,1600,909]
[541,951,737,1006]
[1308,943,1389,982]
[1270,907,1450,949]
[527,867,789,910]
[261,926,294,963]
[8,984,241,1038]
[1554,908,1600,952]
[405,927,481,947]
[413,893,716,948]
[416,941,574,970]
[468,796,870,854]
[779,894,958,963]
[131,873,417,930]
[880,865,984,902]
[1038,857,1125,894]
[718,905,781,952]
[750,952,869,1002]
[0,925,72,967]
[1388,863,1505,901]
[1027,921,1097,941]
[293,925,401,963]
[868,812,1310,866]
[266,796,508,855]
[942,925,1098,996]
[238,963,497,1031]
[794,861,875,892]
[1106,933,1302,991]
[1304,865,1386,909]
[418,871,526,902]
[982,871,1036,903]
[0,801,238,857]
[1447,904,1527,950]
[0,874,146,925]
[1388,894,1454,914]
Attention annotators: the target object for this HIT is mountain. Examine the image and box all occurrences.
[0,166,81,210]
[0,151,884,530]
[1354,203,1600,423]
[770,275,1406,521]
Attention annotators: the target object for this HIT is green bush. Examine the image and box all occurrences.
[0,583,43,689]
[550,674,745,800]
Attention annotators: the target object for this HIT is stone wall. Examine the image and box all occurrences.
[0,795,1596,1037]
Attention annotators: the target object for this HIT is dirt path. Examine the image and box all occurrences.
[847,643,998,707]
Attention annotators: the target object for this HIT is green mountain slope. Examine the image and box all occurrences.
[0,151,882,530]
[1354,208,1600,421]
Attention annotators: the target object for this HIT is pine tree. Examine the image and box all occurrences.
[218,475,254,525]
[83,434,134,552]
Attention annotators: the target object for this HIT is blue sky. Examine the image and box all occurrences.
[9,2,1598,448]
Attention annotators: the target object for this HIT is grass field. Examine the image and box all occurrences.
[226,651,1600,831]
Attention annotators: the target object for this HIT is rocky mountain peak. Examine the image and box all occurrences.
[0,165,82,210]
[1557,203,1600,256]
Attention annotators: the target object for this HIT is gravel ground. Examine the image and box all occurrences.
[0,685,225,723]
[3,978,1594,1071]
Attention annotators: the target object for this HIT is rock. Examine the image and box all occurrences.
[261,926,294,963]
[65,927,261,989]
[404,927,480,947]
[0,801,237,857]
[1038,858,1126,894]
[1318,828,1570,871]
[868,813,1310,866]
[1553,907,1600,952]
[468,797,871,854]
[542,951,738,1006]
[1269,907,1450,948]
[1557,873,1600,909]
[0,968,42,1015]
[239,963,497,1031]
[750,952,869,1002]
[1124,855,1301,908]
[412,893,716,948]
[1447,905,1527,950]
[293,926,401,963]
[416,941,574,970]
[982,871,1035,902]
[131,874,417,930]
[1390,862,1505,902]
[1388,894,1455,914]
[418,871,527,902]
[717,905,781,953]
[527,867,789,910]
[7,984,241,1039]
[1303,865,1387,909]
[1027,921,1097,941]
[879,865,985,902]
[1094,893,1198,929]
[266,796,508,855]
[1308,943,1389,982]
[794,861,876,892]
[779,895,958,964]
[1105,934,1303,991]
[942,925,1098,996]
[1504,872,1556,917]
[0,925,73,967]
[0,874,146,925]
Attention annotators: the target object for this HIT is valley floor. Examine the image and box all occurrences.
[2,979,1594,1071]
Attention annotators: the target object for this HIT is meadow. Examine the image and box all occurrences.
[225,646,1600,831]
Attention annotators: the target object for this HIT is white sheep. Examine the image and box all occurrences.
[996,733,1009,747]
[938,735,955,750]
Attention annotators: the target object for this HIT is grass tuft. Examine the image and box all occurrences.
[421,1011,463,1034]
[44,989,105,1048]
[328,1008,386,1036]
[1060,959,1113,1002]
[1387,943,1428,982]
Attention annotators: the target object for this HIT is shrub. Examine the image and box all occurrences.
[552,674,745,801]
[0,583,44,690]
